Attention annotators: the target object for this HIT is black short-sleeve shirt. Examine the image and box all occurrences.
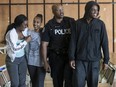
[42,17,75,50]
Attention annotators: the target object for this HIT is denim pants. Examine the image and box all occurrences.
[6,55,27,87]
[74,60,100,87]
[28,65,46,87]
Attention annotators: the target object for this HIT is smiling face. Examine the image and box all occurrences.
[89,5,99,19]
[33,17,42,30]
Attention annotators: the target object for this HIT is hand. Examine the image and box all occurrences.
[44,62,51,73]
[25,35,31,42]
[70,60,75,69]
[102,63,109,70]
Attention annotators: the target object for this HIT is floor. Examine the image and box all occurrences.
[44,73,116,87]
[1,68,116,87]
[44,74,53,87]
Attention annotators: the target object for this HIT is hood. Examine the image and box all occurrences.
[83,1,100,19]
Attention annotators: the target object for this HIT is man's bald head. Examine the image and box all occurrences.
[52,4,62,13]
[52,4,64,19]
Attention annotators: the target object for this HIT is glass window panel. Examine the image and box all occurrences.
[11,5,26,23]
[11,0,26,3]
[45,0,60,3]
[45,5,54,24]
[63,0,77,3]
[0,5,9,42]
[114,5,116,52]
[97,0,112,2]
[99,4,113,52]
[80,0,95,3]
[0,0,9,3]
[63,4,78,20]
[80,4,85,18]
[28,0,43,3]
[28,5,44,29]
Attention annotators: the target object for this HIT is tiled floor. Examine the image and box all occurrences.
[44,73,53,87]
[44,73,115,87]
[1,72,115,87]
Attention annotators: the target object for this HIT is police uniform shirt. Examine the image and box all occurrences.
[42,17,74,50]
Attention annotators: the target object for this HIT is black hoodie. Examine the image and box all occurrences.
[69,1,109,64]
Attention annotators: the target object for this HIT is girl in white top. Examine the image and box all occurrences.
[5,14,31,87]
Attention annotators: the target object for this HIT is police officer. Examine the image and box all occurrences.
[41,4,75,87]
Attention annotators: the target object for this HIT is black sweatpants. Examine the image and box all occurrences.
[74,60,100,87]
[49,52,73,87]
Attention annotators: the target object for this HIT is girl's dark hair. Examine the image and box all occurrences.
[4,14,27,43]
[14,14,28,28]
[35,14,43,23]
[5,14,27,35]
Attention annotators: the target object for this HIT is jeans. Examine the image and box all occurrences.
[28,65,46,87]
[6,55,27,87]
[74,60,100,87]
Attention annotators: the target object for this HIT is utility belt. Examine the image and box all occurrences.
[50,48,68,55]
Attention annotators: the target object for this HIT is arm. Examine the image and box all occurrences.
[41,23,51,72]
[101,21,109,70]
[8,29,31,52]
[69,21,77,69]
[41,41,51,72]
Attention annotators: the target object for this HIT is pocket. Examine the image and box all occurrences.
[94,29,99,33]
[94,29,100,38]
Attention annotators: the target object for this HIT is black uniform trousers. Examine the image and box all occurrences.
[49,52,73,87]
[74,60,100,87]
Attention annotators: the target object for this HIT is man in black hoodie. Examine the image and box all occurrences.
[69,1,109,87]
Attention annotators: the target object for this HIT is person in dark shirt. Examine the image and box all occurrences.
[41,4,75,87]
[69,1,109,87]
